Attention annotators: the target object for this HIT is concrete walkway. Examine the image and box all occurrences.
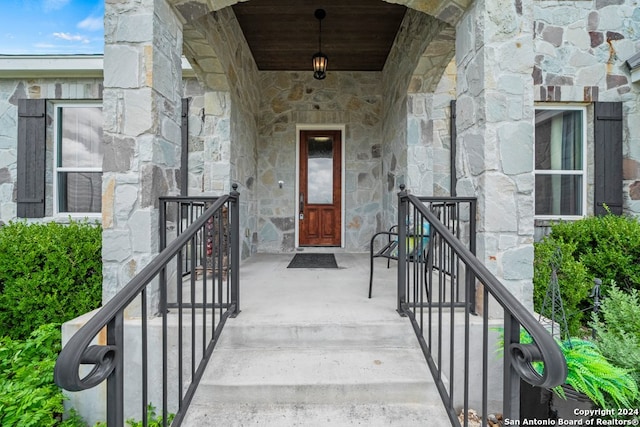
[182,252,451,426]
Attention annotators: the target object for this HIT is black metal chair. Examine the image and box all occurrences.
[368,223,431,299]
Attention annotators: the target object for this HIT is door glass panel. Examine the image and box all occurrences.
[307,136,333,204]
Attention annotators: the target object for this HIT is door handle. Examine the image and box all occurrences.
[299,193,305,213]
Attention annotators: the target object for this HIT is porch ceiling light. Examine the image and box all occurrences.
[312,8,328,80]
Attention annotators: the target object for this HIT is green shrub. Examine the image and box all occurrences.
[534,213,640,335]
[125,404,175,427]
[545,214,640,293]
[0,220,102,340]
[0,323,85,427]
[91,404,175,427]
[534,238,592,336]
[592,283,640,405]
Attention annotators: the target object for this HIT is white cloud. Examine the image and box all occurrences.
[78,16,103,32]
[43,0,70,12]
[53,32,90,43]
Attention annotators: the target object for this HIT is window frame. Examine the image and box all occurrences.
[534,104,588,221]
[52,101,103,218]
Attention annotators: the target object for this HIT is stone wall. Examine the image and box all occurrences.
[182,80,231,197]
[257,71,384,252]
[0,79,103,222]
[533,0,640,216]
[0,73,239,234]
[101,0,184,301]
[381,10,454,228]
[456,0,537,309]
[407,60,457,196]
[196,7,260,258]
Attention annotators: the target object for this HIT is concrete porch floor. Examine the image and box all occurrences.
[181,252,451,426]
[236,252,400,324]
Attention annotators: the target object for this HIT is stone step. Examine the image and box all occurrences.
[197,347,438,405]
[216,320,421,349]
[179,254,453,426]
[183,402,453,427]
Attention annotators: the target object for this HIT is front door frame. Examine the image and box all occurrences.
[295,124,346,248]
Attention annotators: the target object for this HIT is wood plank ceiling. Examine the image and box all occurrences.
[232,0,407,71]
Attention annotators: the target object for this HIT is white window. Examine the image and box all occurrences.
[53,103,103,216]
[534,106,587,219]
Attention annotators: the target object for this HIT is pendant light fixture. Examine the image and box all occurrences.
[312,8,328,80]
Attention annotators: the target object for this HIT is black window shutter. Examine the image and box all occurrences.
[181,98,189,196]
[17,99,46,218]
[594,102,623,216]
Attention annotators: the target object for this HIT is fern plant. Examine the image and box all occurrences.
[556,338,638,409]
[496,329,638,409]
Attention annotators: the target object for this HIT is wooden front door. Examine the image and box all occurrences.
[299,130,342,246]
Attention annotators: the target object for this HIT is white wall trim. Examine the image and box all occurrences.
[0,55,195,79]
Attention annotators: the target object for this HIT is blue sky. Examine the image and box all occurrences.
[0,0,104,55]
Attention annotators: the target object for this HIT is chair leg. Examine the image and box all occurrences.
[424,265,431,303]
[369,254,375,299]
[424,253,431,303]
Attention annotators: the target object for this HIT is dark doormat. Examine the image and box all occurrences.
[287,253,338,269]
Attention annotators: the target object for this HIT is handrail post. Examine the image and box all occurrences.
[230,184,241,317]
[159,199,167,251]
[397,184,408,315]
[503,313,521,421]
[468,198,477,315]
[106,313,124,427]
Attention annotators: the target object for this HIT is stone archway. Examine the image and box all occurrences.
[168,0,470,90]
[103,0,539,307]
[164,0,463,253]
[169,0,466,92]
[166,0,540,307]
[170,0,470,26]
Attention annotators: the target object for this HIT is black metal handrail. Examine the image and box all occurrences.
[159,196,219,277]
[54,186,240,426]
[417,196,477,313]
[396,186,567,426]
[370,196,476,309]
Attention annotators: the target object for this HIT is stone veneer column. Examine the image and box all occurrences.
[456,0,536,309]
[102,0,183,302]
